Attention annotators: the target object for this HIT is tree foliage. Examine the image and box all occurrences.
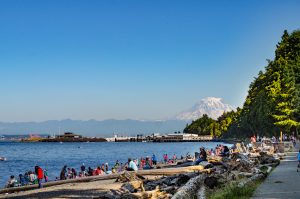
[184,30,300,138]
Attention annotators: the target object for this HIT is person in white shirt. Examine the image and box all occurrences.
[6,175,18,188]
[126,158,138,171]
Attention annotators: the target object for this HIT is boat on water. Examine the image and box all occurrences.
[0,157,6,161]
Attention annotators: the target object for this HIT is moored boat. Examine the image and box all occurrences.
[0,157,6,161]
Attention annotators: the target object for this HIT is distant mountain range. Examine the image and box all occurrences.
[0,119,186,138]
[0,97,234,137]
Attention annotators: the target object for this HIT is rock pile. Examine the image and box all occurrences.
[97,143,283,199]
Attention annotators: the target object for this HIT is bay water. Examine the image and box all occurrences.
[0,141,226,187]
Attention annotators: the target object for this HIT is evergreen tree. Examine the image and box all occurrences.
[184,29,300,138]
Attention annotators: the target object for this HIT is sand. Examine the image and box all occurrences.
[0,175,163,199]
[0,179,120,199]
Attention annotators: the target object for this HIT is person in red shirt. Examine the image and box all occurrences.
[35,166,44,188]
[95,166,102,175]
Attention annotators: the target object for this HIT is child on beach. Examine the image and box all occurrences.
[44,169,49,182]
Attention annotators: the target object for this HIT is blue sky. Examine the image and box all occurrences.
[0,0,299,122]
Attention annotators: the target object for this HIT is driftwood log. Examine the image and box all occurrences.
[0,173,120,194]
[0,165,208,194]
[197,185,206,199]
[138,165,208,176]
[237,173,265,188]
[131,186,171,199]
[171,174,206,199]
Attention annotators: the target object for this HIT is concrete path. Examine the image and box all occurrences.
[252,145,300,199]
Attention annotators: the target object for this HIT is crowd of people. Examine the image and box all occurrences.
[5,145,236,189]
[250,134,297,147]
[58,153,179,180]
[193,144,230,165]
[5,153,178,189]
[6,166,47,188]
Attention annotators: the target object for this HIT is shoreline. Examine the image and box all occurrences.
[0,141,290,198]
[0,164,208,194]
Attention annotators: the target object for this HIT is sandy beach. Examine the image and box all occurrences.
[0,175,165,199]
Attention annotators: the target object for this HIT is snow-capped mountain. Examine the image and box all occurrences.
[175,97,234,120]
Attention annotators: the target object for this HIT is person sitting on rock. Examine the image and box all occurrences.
[114,160,120,169]
[6,175,18,188]
[126,158,138,171]
[143,157,153,170]
[194,147,207,165]
[220,145,230,157]
[19,174,27,186]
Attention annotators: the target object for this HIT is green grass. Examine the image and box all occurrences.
[207,179,264,199]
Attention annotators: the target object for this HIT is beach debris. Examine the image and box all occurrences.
[171,174,206,199]
[258,152,280,165]
[204,176,218,189]
[121,180,145,193]
[116,172,145,183]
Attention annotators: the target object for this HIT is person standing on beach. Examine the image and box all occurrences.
[173,154,177,163]
[152,154,157,165]
[60,165,67,180]
[105,163,109,173]
[163,154,168,164]
[35,165,44,188]
[71,168,77,178]
[81,163,86,176]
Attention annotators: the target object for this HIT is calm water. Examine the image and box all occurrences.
[0,141,225,187]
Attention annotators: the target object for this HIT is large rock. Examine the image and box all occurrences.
[199,161,214,169]
[170,174,191,186]
[259,152,280,165]
[204,176,218,189]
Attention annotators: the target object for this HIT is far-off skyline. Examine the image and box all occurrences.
[0,0,300,122]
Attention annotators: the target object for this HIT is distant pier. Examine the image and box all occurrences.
[108,133,216,142]
[21,132,218,143]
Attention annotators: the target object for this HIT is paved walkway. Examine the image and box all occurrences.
[252,144,300,199]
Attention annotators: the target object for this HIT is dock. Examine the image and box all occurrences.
[108,133,216,142]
